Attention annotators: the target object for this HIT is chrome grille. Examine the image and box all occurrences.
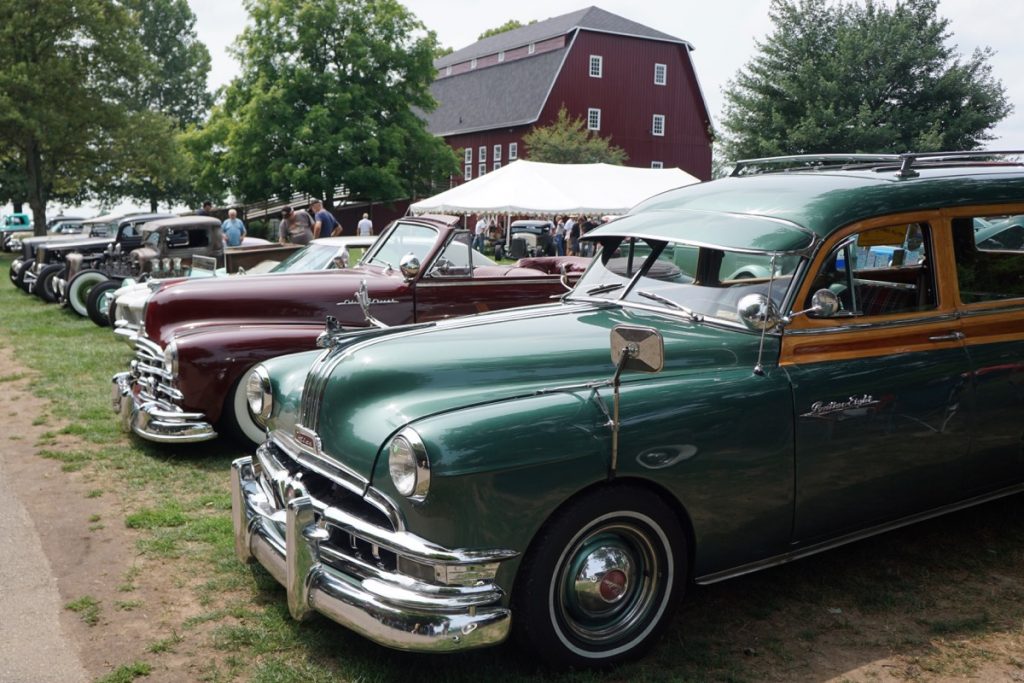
[259,439,402,577]
[131,337,181,405]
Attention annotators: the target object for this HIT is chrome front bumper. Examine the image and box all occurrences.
[231,452,513,652]
[111,368,216,444]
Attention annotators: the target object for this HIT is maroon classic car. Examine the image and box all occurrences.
[112,214,589,445]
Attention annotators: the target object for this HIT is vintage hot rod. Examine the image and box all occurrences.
[112,215,588,446]
[231,152,1024,667]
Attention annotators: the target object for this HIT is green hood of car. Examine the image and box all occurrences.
[299,302,773,484]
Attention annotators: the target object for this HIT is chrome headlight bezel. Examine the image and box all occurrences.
[163,340,179,377]
[388,428,431,501]
[245,365,273,424]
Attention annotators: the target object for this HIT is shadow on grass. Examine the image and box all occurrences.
[228,492,1024,682]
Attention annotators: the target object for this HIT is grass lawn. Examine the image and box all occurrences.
[4,251,1024,682]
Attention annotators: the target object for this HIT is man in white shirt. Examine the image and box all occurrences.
[474,216,488,252]
[357,213,373,236]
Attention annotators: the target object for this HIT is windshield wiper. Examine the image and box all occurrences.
[637,290,703,321]
[585,282,624,296]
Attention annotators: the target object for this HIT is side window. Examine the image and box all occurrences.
[953,215,1024,303]
[806,223,935,317]
[428,232,473,277]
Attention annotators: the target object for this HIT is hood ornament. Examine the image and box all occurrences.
[355,279,389,329]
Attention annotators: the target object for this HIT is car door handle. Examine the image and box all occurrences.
[928,331,965,342]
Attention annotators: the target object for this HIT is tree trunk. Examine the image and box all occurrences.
[24,138,47,236]
[150,194,158,213]
[12,202,23,213]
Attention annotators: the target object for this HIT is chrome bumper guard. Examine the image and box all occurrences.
[111,334,217,443]
[231,452,514,652]
[112,320,139,343]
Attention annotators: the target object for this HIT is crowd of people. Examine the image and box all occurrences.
[194,201,376,247]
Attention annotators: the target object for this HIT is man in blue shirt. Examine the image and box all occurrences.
[221,209,247,247]
[311,200,338,238]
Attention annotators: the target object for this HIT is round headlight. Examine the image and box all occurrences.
[162,341,179,377]
[388,429,430,500]
[245,365,273,424]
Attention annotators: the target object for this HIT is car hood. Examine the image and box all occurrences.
[145,267,408,344]
[299,302,768,482]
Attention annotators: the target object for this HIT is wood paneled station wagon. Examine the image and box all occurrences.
[232,152,1024,667]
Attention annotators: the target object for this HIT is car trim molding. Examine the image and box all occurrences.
[694,481,1024,585]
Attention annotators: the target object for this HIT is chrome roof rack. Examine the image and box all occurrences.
[730,150,1024,178]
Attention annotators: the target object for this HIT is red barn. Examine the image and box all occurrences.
[426,6,713,184]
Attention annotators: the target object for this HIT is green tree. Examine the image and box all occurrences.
[0,152,28,212]
[720,0,1010,161]
[523,107,628,164]
[213,0,457,204]
[0,0,144,234]
[477,19,536,41]
[125,0,213,128]
[108,0,213,212]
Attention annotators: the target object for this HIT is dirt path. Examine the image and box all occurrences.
[0,344,205,682]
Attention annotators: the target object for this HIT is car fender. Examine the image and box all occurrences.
[172,323,326,423]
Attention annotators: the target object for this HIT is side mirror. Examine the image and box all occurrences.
[610,325,664,374]
[785,289,841,323]
[737,293,780,332]
[808,289,840,317]
[399,253,420,279]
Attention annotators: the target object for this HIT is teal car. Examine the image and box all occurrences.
[232,152,1024,666]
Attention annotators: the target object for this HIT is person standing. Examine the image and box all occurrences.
[221,209,247,247]
[564,215,577,255]
[357,212,373,236]
[554,216,566,256]
[197,201,213,216]
[311,200,338,239]
[278,206,313,245]
[474,215,488,252]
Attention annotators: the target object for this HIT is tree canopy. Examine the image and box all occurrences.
[107,0,213,212]
[0,0,144,233]
[720,0,1011,161]
[524,107,628,165]
[206,0,457,205]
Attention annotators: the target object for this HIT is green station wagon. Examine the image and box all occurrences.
[231,152,1024,667]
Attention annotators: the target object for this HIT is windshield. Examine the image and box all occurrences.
[144,230,161,248]
[571,237,800,324]
[270,244,339,272]
[363,222,438,270]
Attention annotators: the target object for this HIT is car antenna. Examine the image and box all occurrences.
[753,254,778,377]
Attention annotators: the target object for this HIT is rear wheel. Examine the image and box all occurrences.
[66,270,108,317]
[33,264,65,303]
[220,370,267,448]
[512,485,686,668]
[86,280,120,326]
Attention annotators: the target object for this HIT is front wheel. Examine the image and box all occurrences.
[86,280,120,326]
[66,270,109,317]
[512,485,686,668]
[220,370,267,448]
[34,264,65,303]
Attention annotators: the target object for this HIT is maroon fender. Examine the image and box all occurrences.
[172,322,326,424]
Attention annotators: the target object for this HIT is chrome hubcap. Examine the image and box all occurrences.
[555,519,665,648]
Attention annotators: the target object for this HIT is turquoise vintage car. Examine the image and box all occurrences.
[232,152,1024,667]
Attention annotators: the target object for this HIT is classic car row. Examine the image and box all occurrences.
[8,212,301,325]
[8,152,1024,668]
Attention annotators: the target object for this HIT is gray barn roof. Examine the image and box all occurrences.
[435,6,689,69]
[425,49,567,137]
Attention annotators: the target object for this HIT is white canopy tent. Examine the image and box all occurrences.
[409,160,699,217]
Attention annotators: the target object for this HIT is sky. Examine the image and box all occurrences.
[190,0,1024,150]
